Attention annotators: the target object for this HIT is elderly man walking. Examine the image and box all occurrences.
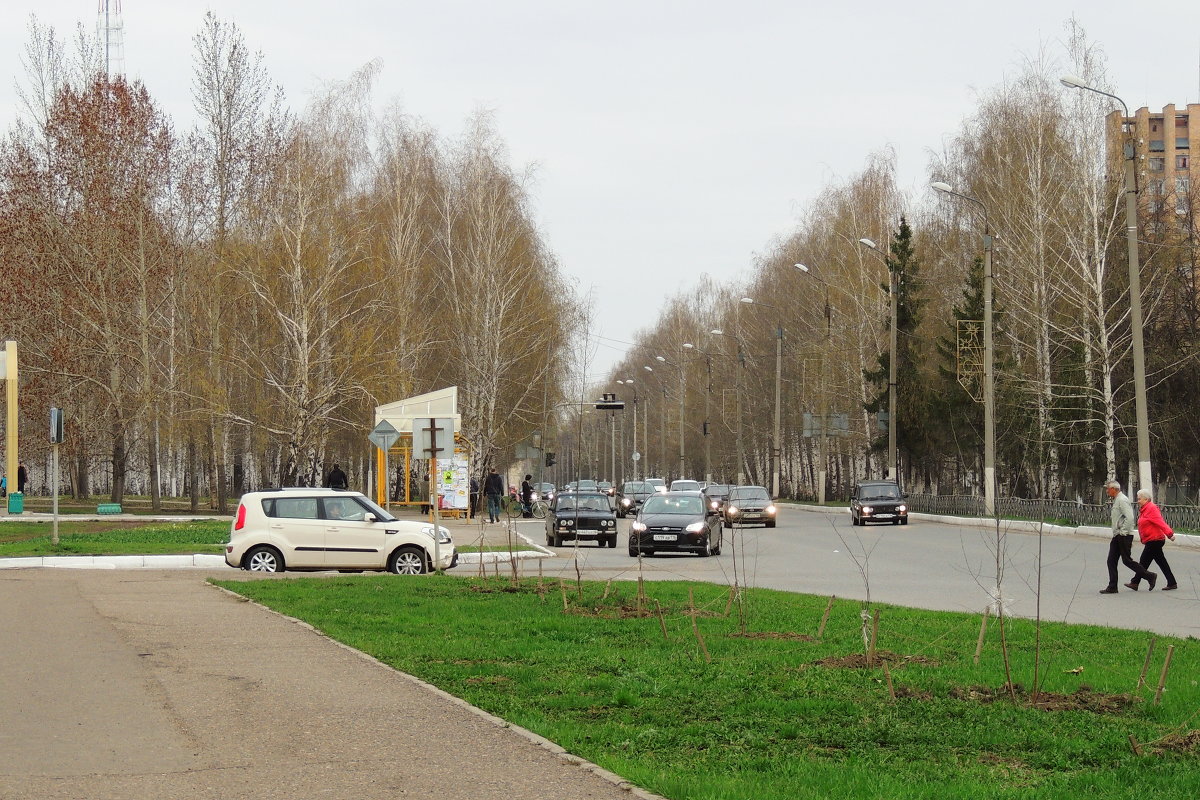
[1100,480,1157,594]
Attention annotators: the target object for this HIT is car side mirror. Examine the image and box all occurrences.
[364,513,377,523]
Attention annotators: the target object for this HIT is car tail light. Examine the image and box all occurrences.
[234,504,247,531]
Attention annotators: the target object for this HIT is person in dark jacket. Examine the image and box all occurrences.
[521,474,534,518]
[324,463,349,490]
[17,462,27,494]
[483,468,504,524]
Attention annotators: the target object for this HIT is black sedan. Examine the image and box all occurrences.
[545,492,619,548]
[615,480,655,518]
[850,480,908,525]
[628,491,722,557]
[703,483,732,514]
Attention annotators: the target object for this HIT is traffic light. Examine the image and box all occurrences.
[545,452,556,467]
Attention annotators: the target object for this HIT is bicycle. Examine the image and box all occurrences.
[530,498,549,519]
[501,495,524,519]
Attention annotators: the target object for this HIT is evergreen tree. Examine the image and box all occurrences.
[863,217,935,486]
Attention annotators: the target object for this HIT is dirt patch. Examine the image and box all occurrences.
[950,685,1138,713]
[730,631,818,642]
[1152,729,1200,754]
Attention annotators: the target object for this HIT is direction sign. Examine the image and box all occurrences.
[368,419,400,451]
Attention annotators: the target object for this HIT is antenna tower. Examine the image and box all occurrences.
[97,0,125,77]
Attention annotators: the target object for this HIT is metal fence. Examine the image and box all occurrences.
[907,493,1200,533]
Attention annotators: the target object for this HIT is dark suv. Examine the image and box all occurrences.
[850,481,908,526]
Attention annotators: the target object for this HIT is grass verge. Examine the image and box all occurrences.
[213,574,1200,799]
[0,520,228,556]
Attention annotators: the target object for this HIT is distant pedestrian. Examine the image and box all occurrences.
[470,477,481,516]
[1126,489,1178,591]
[521,474,534,518]
[16,462,26,494]
[484,468,504,523]
[324,463,349,490]
[1100,480,1157,594]
[0,474,6,497]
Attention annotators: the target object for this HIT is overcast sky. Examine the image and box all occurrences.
[4,1,1198,381]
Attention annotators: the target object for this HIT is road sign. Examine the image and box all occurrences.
[631,451,641,462]
[416,417,457,458]
[368,420,400,451]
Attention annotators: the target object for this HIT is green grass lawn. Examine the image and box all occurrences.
[0,520,228,556]
[213,574,1200,799]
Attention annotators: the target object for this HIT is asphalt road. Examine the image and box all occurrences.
[529,506,1200,639]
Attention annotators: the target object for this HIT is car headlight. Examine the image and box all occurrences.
[898,504,907,513]
[631,521,647,532]
[710,501,719,510]
[862,506,874,515]
[621,498,631,506]
[766,505,777,515]
[727,505,739,516]
[420,525,453,544]
[685,522,705,533]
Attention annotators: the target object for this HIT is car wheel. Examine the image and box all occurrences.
[552,533,562,547]
[766,520,776,528]
[700,537,712,557]
[245,546,283,573]
[893,519,900,525]
[901,518,908,526]
[389,546,428,575]
[607,534,617,548]
[628,546,638,557]
[722,518,731,529]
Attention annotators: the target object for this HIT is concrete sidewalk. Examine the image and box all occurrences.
[0,567,657,800]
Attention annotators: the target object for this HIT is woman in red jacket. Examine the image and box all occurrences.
[1127,489,1178,591]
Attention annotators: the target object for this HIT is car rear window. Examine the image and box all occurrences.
[262,497,319,519]
[643,495,703,514]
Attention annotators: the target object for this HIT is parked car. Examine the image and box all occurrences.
[629,491,722,557]
[722,485,777,528]
[545,491,619,548]
[533,482,556,501]
[703,483,732,513]
[616,480,655,518]
[645,477,667,494]
[225,488,457,574]
[670,479,701,492]
[850,480,908,525]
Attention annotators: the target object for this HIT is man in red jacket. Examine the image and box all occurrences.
[1126,489,1179,591]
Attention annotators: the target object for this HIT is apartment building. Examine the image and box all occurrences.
[1109,104,1200,227]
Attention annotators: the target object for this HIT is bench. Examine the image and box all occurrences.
[96,503,123,514]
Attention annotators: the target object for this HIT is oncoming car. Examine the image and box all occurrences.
[546,491,619,548]
[225,488,457,574]
[616,480,655,518]
[850,480,908,525]
[722,485,777,528]
[629,491,721,557]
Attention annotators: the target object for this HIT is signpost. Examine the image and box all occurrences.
[368,420,400,510]
[416,417,457,572]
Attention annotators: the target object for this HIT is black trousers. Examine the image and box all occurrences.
[1132,540,1176,587]
[1107,533,1154,588]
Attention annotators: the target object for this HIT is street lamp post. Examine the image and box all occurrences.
[684,342,712,482]
[1060,75,1153,494]
[854,240,899,484]
[617,379,638,481]
[795,264,833,505]
[656,350,687,481]
[928,184,996,516]
[740,297,783,497]
[710,327,746,485]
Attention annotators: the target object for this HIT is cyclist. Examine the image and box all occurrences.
[520,474,534,518]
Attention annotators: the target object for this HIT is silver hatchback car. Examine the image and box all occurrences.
[225,488,457,574]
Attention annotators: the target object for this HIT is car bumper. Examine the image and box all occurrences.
[630,531,709,552]
[728,511,774,524]
[860,510,907,523]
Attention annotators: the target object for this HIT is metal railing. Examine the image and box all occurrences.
[905,493,1200,533]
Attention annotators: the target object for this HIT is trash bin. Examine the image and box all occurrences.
[7,492,22,514]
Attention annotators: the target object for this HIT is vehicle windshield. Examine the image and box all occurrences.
[729,487,770,503]
[641,495,705,515]
[706,484,730,497]
[577,480,599,491]
[535,483,555,493]
[858,485,900,500]
[623,481,652,493]
[670,480,701,492]
[556,494,610,512]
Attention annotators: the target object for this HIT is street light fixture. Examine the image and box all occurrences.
[794,263,834,504]
[709,326,746,484]
[853,240,900,485]
[684,342,714,482]
[929,181,996,516]
[1059,75,1153,494]
[617,379,639,481]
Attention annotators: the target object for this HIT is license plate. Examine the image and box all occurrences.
[875,514,894,519]
[653,534,677,541]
